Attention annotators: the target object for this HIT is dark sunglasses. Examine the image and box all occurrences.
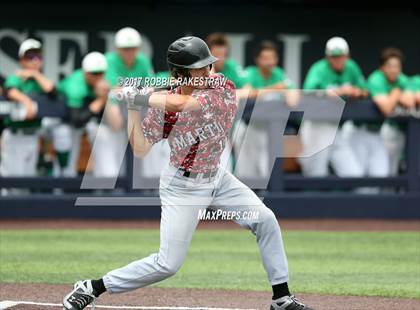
[90,71,105,76]
[23,52,43,61]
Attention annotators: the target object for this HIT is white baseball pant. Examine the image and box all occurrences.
[298,121,363,177]
[380,123,405,176]
[103,164,289,293]
[86,122,127,177]
[0,128,39,177]
[347,124,390,177]
[234,120,270,178]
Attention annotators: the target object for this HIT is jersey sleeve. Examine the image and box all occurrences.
[4,75,22,90]
[408,75,420,92]
[191,76,236,115]
[230,67,247,89]
[367,73,389,97]
[138,54,154,77]
[243,67,255,87]
[303,65,321,89]
[144,57,155,77]
[398,74,410,91]
[352,62,368,90]
[229,61,248,89]
[105,67,119,87]
[141,107,165,145]
[58,78,86,108]
[277,68,295,89]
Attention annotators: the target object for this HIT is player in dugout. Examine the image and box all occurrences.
[1,39,55,181]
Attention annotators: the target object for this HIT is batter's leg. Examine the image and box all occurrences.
[211,170,289,286]
[102,172,213,293]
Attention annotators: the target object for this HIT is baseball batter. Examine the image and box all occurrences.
[63,36,315,310]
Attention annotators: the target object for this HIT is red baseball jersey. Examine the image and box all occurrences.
[142,74,236,173]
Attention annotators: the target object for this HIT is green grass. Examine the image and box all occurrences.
[0,229,419,298]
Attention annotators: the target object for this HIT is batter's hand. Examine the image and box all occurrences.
[109,86,154,110]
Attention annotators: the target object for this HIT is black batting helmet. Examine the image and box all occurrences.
[167,36,218,77]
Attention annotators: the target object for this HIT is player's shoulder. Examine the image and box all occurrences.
[310,59,327,70]
[345,59,362,71]
[398,72,409,83]
[367,70,388,92]
[243,66,258,83]
[411,75,420,88]
[224,58,239,69]
[136,53,151,64]
[245,65,258,74]
[368,69,383,81]
[272,66,285,76]
[60,69,84,91]
[210,73,235,91]
[105,51,117,61]
[4,74,22,86]
[68,69,84,82]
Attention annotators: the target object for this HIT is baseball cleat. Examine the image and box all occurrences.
[63,280,96,310]
[270,295,315,310]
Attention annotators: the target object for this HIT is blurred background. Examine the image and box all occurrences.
[0,0,419,219]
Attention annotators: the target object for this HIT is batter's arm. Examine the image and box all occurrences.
[148,93,202,112]
[127,109,152,158]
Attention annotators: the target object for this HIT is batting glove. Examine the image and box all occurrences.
[109,86,153,111]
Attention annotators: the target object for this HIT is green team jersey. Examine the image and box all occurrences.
[219,58,248,89]
[105,52,154,87]
[3,74,44,129]
[154,71,170,79]
[408,75,420,92]
[245,66,294,89]
[367,70,409,97]
[303,58,367,90]
[58,69,95,108]
[367,70,410,131]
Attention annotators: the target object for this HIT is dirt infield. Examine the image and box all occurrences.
[1,219,419,231]
[0,283,419,310]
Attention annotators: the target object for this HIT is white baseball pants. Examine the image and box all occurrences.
[298,121,363,177]
[0,128,39,177]
[103,165,289,293]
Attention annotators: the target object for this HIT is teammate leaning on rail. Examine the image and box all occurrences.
[368,48,416,176]
[409,75,420,106]
[236,40,296,178]
[1,39,54,179]
[106,26,170,178]
[55,52,110,177]
[299,36,369,178]
[62,36,316,310]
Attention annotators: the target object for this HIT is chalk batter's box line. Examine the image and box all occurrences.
[0,300,258,310]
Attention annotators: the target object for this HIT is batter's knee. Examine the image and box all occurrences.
[159,263,181,277]
[247,207,278,235]
[260,208,278,227]
[157,256,184,277]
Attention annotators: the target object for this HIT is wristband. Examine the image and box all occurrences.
[134,92,152,107]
